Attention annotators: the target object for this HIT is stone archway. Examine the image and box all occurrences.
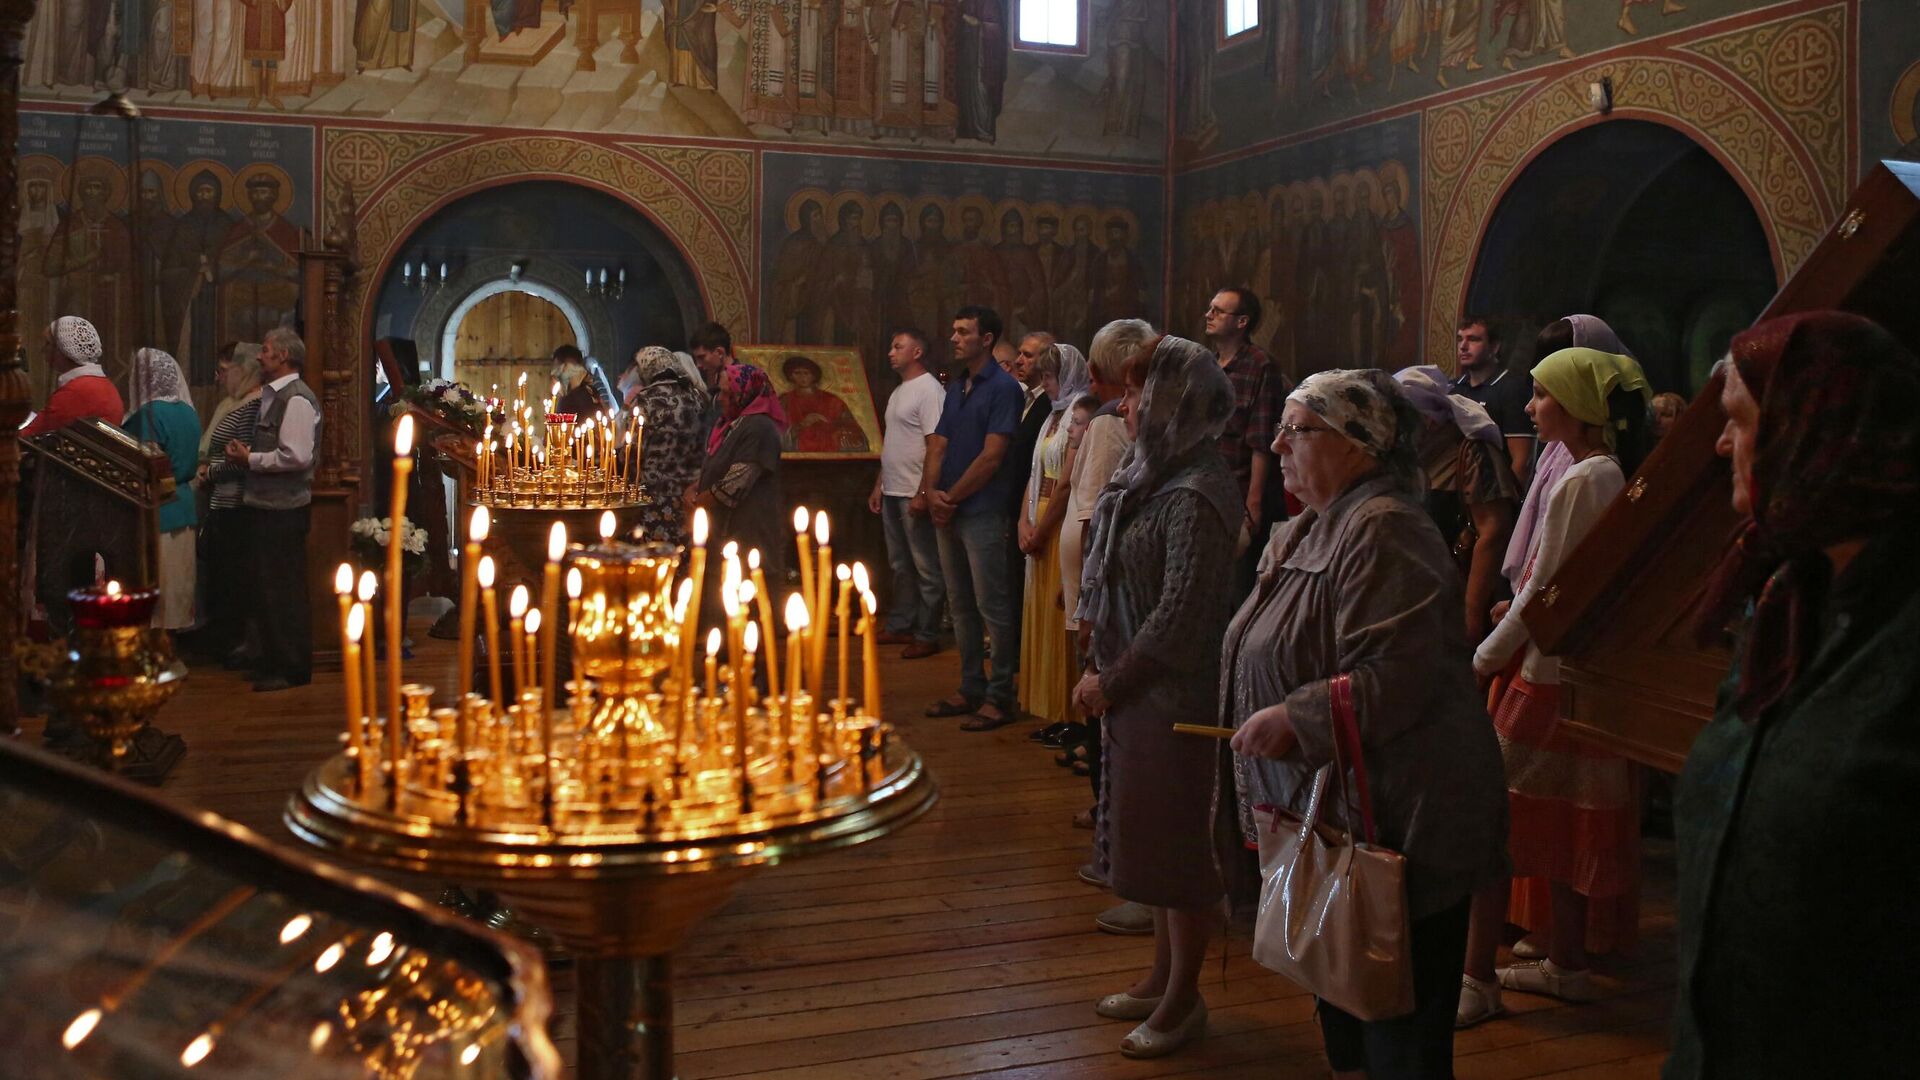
[1421,6,1848,366]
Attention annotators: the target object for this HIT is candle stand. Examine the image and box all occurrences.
[45,582,189,780]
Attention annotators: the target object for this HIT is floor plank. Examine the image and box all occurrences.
[27,622,1675,1077]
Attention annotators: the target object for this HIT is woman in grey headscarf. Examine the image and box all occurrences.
[1225,369,1507,1078]
[1016,342,1091,726]
[1070,335,1241,1059]
[125,348,203,629]
[625,345,710,548]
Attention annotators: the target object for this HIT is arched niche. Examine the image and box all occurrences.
[1465,119,1776,394]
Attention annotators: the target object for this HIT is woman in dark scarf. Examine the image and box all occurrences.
[690,364,789,590]
[627,345,709,547]
[1668,311,1920,1079]
[1071,335,1241,1060]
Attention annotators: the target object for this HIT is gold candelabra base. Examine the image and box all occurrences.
[286,737,936,1078]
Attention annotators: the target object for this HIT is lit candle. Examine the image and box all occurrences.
[457,507,489,700]
[508,585,529,694]
[683,508,710,691]
[567,567,583,635]
[738,620,758,810]
[474,440,485,490]
[343,604,366,777]
[860,589,880,717]
[599,510,616,542]
[357,572,378,751]
[784,593,808,775]
[812,513,832,697]
[479,557,503,708]
[525,607,543,696]
[333,561,354,671]
[540,522,566,727]
[704,627,721,702]
[793,507,814,657]
[386,415,416,803]
[834,563,852,712]
[748,549,779,694]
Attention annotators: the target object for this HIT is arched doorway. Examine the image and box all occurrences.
[1465,120,1777,395]
[442,280,593,399]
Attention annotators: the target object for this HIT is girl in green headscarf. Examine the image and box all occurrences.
[1457,347,1653,1029]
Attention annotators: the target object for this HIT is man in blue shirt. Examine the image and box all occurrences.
[915,305,1024,729]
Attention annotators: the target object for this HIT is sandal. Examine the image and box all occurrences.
[960,708,1016,732]
[1055,742,1091,768]
[925,696,979,718]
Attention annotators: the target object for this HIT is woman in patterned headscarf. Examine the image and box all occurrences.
[1668,312,1920,1078]
[1070,335,1241,1060]
[625,345,709,547]
[125,348,203,629]
[1016,341,1091,729]
[1226,368,1507,1077]
[1461,347,1653,1029]
[22,316,125,439]
[690,364,789,612]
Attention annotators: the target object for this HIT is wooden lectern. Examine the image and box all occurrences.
[1523,158,1920,773]
[20,418,176,634]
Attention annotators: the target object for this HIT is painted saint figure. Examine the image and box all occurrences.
[954,0,1005,141]
[215,173,301,344]
[779,355,870,454]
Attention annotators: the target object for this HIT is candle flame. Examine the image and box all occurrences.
[517,372,528,387]
[863,589,878,615]
[510,585,529,618]
[525,608,542,635]
[315,942,344,972]
[181,1033,215,1067]
[599,510,616,539]
[705,627,722,658]
[548,521,568,561]
[722,539,738,561]
[394,413,415,457]
[460,1043,481,1066]
[334,563,354,595]
[739,579,757,605]
[478,556,496,588]
[367,932,395,966]
[279,914,313,944]
[815,513,830,545]
[721,583,740,618]
[836,563,851,582]
[105,580,121,597]
[470,505,490,542]
[567,567,583,599]
[748,547,761,570]
[63,1009,102,1050]
[785,592,810,631]
[357,570,377,603]
[793,506,810,533]
[346,605,365,642]
[852,561,870,594]
[744,621,759,653]
[693,507,710,545]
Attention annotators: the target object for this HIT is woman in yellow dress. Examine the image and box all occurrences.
[1018,342,1091,724]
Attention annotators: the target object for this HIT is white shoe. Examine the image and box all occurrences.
[1119,998,1207,1058]
[1510,934,1547,959]
[1498,958,1595,1002]
[1095,990,1162,1020]
[1456,973,1504,1028]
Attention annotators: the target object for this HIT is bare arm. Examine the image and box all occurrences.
[914,434,946,513]
[1463,498,1515,642]
[1504,436,1532,487]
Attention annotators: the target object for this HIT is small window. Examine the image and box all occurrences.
[1014,0,1088,56]
[1222,0,1260,40]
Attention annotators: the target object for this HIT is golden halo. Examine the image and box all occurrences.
[1354,169,1383,217]
[135,161,177,210]
[1308,177,1333,220]
[1217,198,1243,231]
[825,190,873,238]
[173,160,238,213]
[1098,207,1141,244]
[1065,204,1099,237]
[234,162,297,216]
[70,155,128,211]
[908,194,953,241]
[1329,171,1355,210]
[952,194,997,236]
[1892,60,1920,145]
[1030,200,1068,236]
[1242,191,1268,234]
[871,194,910,230]
[1379,159,1411,206]
[783,187,832,234]
[19,154,67,201]
[992,199,1034,244]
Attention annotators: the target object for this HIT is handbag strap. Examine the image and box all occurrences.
[1329,674,1379,846]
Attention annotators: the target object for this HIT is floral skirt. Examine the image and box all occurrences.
[1493,673,1642,952]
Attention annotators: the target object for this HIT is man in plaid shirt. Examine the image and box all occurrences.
[1203,287,1292,600]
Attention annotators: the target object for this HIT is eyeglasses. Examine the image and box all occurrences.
[1274,422,1336,439]
[1205,305,1242,317]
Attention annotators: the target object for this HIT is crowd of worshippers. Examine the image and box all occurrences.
[749,296,1907,1077]
[25,316,323,692]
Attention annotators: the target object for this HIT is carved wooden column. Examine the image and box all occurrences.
[0,0,38,736]
[301,195,361,667]
[575,0,600,71]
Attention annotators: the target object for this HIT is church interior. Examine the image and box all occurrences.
[6,0,1920,1076]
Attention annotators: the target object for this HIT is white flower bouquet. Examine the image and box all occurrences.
[350,515,432,576]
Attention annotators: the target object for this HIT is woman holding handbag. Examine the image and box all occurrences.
[1072,334,1242,1059]
[1227,369,1508,1079]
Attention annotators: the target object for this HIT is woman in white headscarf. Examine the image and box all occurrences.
[625,345,711,547]
[1015,341,1091,727]
[125,348,204,629]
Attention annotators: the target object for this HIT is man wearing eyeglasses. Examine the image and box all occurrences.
[1203,287,1292,601]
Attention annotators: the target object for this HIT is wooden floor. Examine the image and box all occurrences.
[32,625,1675,1078]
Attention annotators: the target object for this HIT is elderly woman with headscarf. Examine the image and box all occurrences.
[625,346,711,548]
[22,317,124,439]
[1226,369,1507,1078]
[1666,313,1920,1078]
[1395,366,1521,641]
[1068,336,1241,1060]
[124,348,203,629]
[1459,347,1653,1029]
[1016,341,1091,728]
[196,344,264,661]
[690,364,789,595]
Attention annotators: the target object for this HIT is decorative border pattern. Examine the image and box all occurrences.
[614,143,755,255]
[1422,6,1849,366]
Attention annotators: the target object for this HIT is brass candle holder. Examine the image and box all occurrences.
[47,581,188,775]
[476,410,648,512]
[287,515,934,1079]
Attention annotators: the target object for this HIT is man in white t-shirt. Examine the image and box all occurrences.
[868,329,949,659]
